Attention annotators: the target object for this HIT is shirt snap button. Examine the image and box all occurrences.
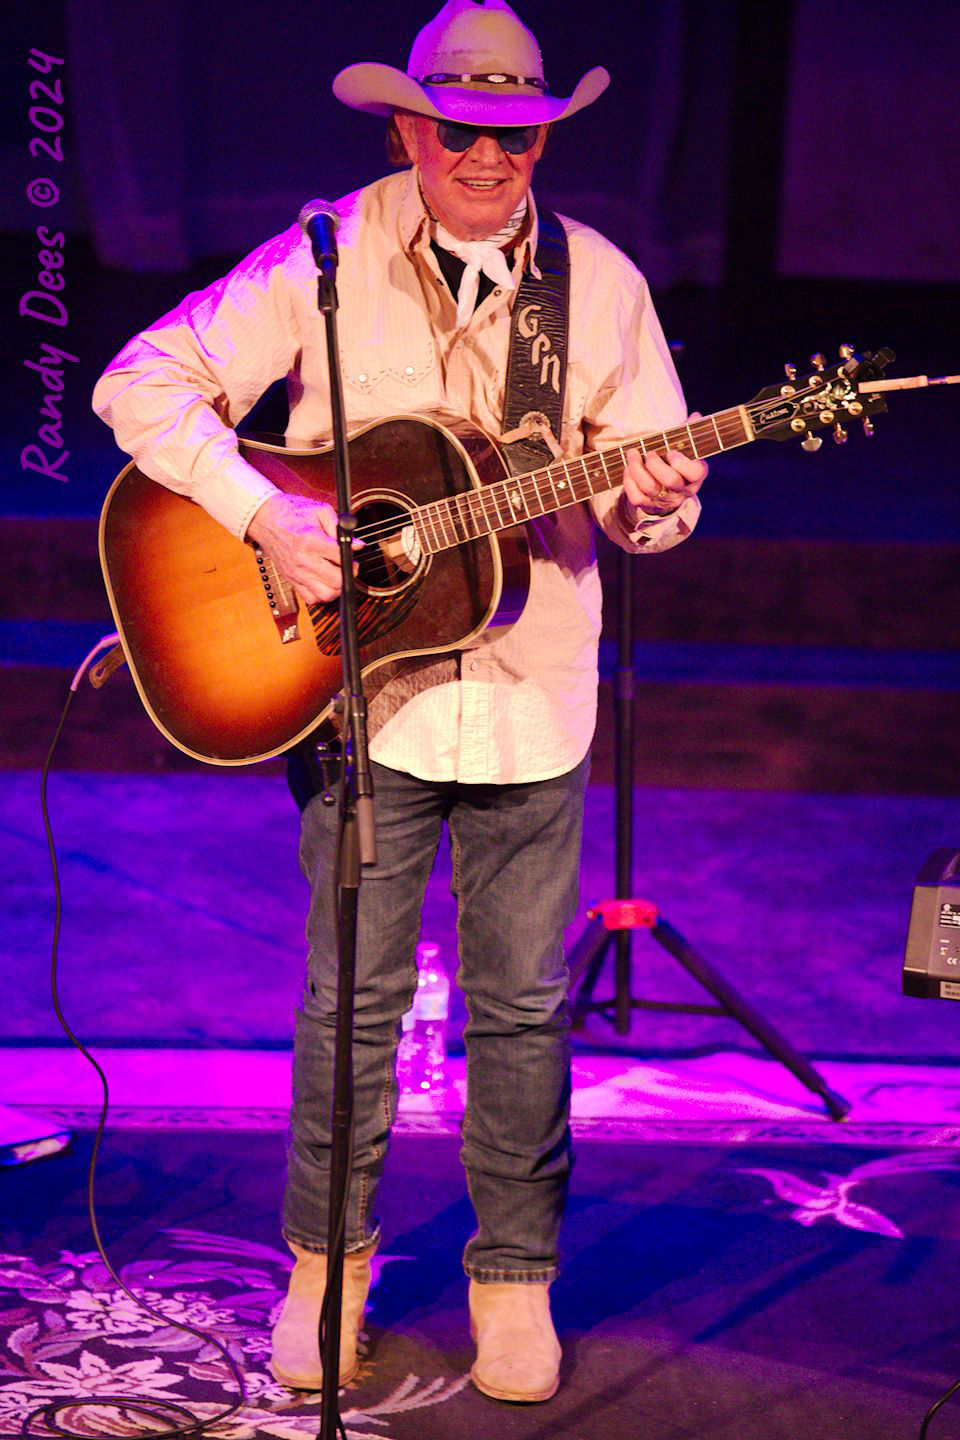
[404,365,415,376]
[469,660,479,672]
[357,372,368,383]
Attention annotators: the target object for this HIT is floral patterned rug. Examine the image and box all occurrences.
[3,1127,960,1440]
[0,1230,468,1439]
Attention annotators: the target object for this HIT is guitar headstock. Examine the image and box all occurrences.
[747,346,894,451]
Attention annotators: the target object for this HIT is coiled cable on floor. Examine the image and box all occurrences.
[24,639,249,1440]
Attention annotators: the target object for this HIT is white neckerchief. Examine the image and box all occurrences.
[432,197,528,328]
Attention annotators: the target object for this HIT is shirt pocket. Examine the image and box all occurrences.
[339,330,439,413]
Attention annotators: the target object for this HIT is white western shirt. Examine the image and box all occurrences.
[92,166,699,783]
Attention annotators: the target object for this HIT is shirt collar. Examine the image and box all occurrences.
[398,166,541,280]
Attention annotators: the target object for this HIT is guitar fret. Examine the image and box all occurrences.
[710,414,724,451]
[413,514,432,556]
[551,463,572,506]
[456,490,473,540]
[477,486,498,534]
[438,500,458,549]
[528,472,547,516]
[592,454,611,494]
[517,475,534,517]
[597,450,615,492]
[503,480,526,527]
[446,494,461,545]
[472,495,489,541]
[564,460,584,502]
[454,491,473,542]
[424,502,443,550]
[491,480,513,528]
[575,457,595,500]
[450,493,465,542]
[428,505,445,552]
[686,423,700,459]
[432,504,448,551]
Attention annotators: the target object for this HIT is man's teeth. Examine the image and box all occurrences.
[462,179,502,188]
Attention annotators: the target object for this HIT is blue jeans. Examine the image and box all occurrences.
[283,753,590,1282]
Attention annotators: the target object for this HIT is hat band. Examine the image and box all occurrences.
[420,71,547,90]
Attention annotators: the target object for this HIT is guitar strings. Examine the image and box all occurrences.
[347,409,766,548]
[347,390,816,547]
[347,412,750,550]
[346,419,725,548]
[347,378,832,551]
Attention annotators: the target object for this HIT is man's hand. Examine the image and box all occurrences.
[245,491,346,604]
[620,412,708,525]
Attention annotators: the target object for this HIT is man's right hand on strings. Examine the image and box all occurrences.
[246,491,348,603]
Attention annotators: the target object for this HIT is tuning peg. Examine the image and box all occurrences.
[838,343,856,360]
[863,418,875,437]
[810,353,826,371]
[784,362,797,380]
[832,423,848,445]
[801,434,823,452]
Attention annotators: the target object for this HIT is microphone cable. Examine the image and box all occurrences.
[919,1376,960,1439]
[23,634,249,1440]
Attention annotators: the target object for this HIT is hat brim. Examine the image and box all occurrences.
[333,62,610,126]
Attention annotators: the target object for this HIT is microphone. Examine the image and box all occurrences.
[298,199,340,274]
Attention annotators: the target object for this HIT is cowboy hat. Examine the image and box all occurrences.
[333,0,610,128]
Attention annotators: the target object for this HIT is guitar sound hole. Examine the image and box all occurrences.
[355,496,424,596]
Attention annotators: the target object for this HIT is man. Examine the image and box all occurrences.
[92,0,707,1405]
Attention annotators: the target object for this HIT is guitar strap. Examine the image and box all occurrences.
[499,206,571,477]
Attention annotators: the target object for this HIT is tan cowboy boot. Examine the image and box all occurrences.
[469,1279,562,1402]
[270,1238,377,1390]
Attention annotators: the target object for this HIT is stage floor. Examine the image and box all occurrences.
[6,772,960,1060]
[3,1106,959,1440]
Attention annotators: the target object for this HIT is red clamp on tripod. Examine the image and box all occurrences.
[569,892,849,1121]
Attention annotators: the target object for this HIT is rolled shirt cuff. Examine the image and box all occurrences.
[193,454,280,539]
[614,489,701,550]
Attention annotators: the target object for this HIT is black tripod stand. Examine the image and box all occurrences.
[569,546,850,1123]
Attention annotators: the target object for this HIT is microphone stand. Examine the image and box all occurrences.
[312,243,376,1440]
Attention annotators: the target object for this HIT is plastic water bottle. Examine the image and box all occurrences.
[397,942,449,1096]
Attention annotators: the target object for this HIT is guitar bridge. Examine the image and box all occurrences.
[253,544,301,643]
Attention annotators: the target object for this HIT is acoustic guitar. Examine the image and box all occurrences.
[99,347,892,765]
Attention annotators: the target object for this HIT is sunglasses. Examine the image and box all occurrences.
[435,120,540,155]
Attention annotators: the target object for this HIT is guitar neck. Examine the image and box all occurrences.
[412,405,756,554]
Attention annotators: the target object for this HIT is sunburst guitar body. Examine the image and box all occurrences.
[99,413,528,764]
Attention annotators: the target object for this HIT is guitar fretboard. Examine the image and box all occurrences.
[412,406,753,553]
